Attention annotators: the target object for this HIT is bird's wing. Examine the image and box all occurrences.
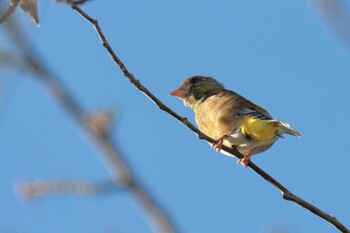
[236,106,272,120]
[234,92,273,120]
[194,90,273,140]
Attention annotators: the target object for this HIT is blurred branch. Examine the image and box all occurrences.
[3,16,30,51]
[19,0,40,25]
[16,179,120,199]
[0,0,91,25]
[311,0,350,50]
[65,2,350,233]
[0,0,19,23]
[2,15,178,233]
[0,51,22,70]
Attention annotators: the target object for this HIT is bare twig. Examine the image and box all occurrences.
[53,0,92,4]
[71,0,91,4]
[311,0,350,50]
[0,51,22,69]
[0,0,20,23]
[66,2,349,233]
[0,0,91,24]
[2,16,178,233]
[27,59,179,233]
[16,180,120,199]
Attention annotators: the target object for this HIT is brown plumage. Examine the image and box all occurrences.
[170,76,301,167]
[194,90,274,154]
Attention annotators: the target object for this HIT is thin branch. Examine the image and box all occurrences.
[311,0,350,50]
[72,0,92,4]
[0,0,19,23]
[16,179,120,199]
[26,58,178,233]
[0,51,22,70]
[2,14,178,233]
[67,2,349,233]
[53,0,93,5]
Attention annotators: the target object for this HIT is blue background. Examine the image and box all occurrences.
[0,0,349,233]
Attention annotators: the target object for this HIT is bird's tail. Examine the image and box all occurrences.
[272,120,301,138]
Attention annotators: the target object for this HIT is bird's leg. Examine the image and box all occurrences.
[237,150,253,168]
[211,135,228,151]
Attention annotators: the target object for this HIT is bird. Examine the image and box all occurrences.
[170,76,301,167]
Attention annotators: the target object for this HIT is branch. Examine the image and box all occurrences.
[53,0,93,5]
[312,0,350,50]
[0,51,22,70]
[2,13,178,233]
[0,0,20,23]
[16,179,120,199]
[66,2,350,233]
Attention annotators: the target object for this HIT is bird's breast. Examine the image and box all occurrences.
[194,94,240,140]
[194,91,278,156]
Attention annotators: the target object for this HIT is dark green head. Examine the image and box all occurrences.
[170,76,225,110]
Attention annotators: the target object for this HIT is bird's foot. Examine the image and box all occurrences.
[237,150,253,168]
[211,135,228,151]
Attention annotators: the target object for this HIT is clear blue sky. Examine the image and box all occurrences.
[1,1,350,233]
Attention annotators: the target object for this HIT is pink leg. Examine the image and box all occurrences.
[237,150,253,168]
[211,135,228,152]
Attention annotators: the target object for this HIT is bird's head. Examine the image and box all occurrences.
[170,76,224,110]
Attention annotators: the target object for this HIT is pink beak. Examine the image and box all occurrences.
[170,85,187,99]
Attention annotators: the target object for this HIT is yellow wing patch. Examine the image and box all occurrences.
[241,117,278,142]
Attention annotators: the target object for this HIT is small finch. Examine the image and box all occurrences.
[170,76,301,167]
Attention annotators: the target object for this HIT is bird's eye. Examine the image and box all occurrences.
[189,77,199,84]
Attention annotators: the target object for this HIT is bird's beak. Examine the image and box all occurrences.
[170,85,187,99]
